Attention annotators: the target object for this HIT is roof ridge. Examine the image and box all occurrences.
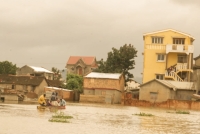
[143,28,194,39]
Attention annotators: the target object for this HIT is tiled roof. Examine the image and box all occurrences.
[0,75,46,86]
[67,56,96,65]
[85,72,122,79]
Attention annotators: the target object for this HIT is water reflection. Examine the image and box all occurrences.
[0,103,200,134]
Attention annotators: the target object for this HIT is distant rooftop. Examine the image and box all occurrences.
[85,72,122,79]
[67,56,96,65]
[28,66,53,73]
[143,29,195,40]
[157,80,194,90]
[140,79,194,90]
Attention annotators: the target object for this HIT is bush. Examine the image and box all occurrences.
[134,112,154,116]
[176,110,190,114]
[49,111,73,123]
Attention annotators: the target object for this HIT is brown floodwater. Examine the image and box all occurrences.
[0,102,200,134]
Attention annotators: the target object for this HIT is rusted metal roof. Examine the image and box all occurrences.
[0,75,46,86]
[85,72,122,79]
[46,79,62,87]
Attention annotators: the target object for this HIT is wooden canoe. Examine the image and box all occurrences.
[37,105,66,110]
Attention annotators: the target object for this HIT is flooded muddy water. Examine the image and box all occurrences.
[0,103,200,134]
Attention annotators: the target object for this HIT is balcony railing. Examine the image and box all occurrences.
[176,63,187,71]
[145,44,166,50]
[166,44,194,54]
[145,44,194,54]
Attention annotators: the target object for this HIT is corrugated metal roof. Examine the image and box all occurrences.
[45,87,72,91]
[29,66,53,73]
[157,79,194,90]
[85,72,122,79]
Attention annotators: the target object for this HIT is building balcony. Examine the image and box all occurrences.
[166,44,194,54]
[145,44,166,50]
[165,63,193,82]
[145,44,194,54]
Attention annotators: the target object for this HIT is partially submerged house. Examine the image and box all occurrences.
[139,79,195,102]
[125,79,140,99]
[66,56,98,76]
[81,72,124,104]
[0,75,48,101]
[193,55,200,94]
[16,65,54,80]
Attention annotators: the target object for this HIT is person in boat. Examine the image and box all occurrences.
[60,98,66,106]
[50,92,56,101]
[46,99,52,106]
[50,92,60,106]
[55,92,58,100]
[38,94,46,106]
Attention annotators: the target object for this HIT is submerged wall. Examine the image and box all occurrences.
[123,93,200,110]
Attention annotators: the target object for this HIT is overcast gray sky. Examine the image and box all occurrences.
[1,0,200,80]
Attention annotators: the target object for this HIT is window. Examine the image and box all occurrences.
[156,74,164,80]
[157,54,165,61]
[12,85,15,89]
[150,92,158,100]
[31,86,35,92]
[23,85,27,90]
[173,38,185,44]
[101,91,106,95]
[178,55,187,63]
[152,37,163,44]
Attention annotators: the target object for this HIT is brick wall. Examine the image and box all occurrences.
[123,96,200,110]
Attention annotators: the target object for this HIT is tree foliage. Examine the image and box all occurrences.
[94,44,137,81]
[66,74,83,92]
[51,67,62,80]
[0,61,17,75]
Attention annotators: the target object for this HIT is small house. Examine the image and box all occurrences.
[125,79,140,99]
[193,55,200,94]
[139,79,195,102]
[66,56,98,76]
[0,75,48,100]
[82,72,124,104]
[16,65,54,80]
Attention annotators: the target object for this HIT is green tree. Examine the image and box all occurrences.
[0,61,17,75]
[94,44,137,82]
[51,67,62,80]
[66,74,83,92]
[93,59,107,73]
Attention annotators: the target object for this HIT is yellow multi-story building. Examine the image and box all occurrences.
[142,29,195,83]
